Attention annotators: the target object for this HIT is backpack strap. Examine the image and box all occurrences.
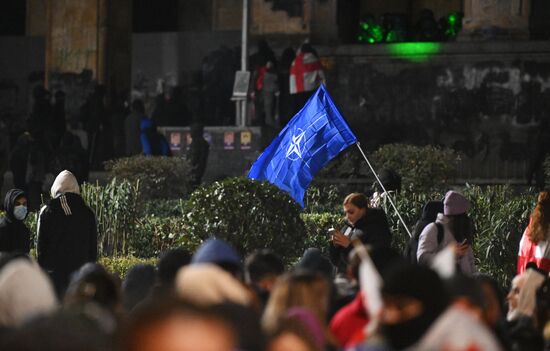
[435,223,444,245]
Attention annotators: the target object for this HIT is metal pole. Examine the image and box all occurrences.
[356,142,413,238]
[239,0,249,126]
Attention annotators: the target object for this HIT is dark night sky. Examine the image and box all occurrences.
[133,0,178,33]
[0,2,26,35]
[0,0,179,35]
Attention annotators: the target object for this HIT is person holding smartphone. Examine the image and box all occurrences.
[417,190,476,275]
[329,192,392,273]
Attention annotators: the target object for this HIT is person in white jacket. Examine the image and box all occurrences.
[417,191,476,275]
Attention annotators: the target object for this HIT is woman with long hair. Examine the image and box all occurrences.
[417,190,476,275]
[517,190,550,274]
[261,271,339,350]
[329,193,392,273]
[262,271,330,333]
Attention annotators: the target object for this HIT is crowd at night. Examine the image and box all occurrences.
[1,1,550,351]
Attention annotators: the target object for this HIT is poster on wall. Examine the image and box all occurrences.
[203,132,213,145]
[224,131,235,150]
[170,132,181,151]
[240,131,252,150]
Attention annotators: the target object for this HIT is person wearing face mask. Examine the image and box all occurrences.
[329,193,392,273]
[0,189,31,254]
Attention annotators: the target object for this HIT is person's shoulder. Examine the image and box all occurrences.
[0,216,8,228]
[366,208,389,223]
[38,203,55,219]
[367,207,386,216]
[419,222,437,237]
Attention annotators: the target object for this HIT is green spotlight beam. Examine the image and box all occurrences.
[387,42,441,62]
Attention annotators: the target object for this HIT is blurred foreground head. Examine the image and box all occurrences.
[0,255,57,327]
[176,264,251,306]
[507,268,546,321]
[262,271,330,333]
[380,263,450,350]
[122,298,237,351]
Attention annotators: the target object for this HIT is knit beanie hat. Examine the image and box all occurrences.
[443,191,470,216]
[191,238,242,268]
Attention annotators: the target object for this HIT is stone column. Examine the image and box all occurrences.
[26,0,47,37]
[461,0,531,39]
[310,0,338,44]
[45,0,131,93]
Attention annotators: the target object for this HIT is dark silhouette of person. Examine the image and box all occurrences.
[9,131,47,211]
[187,124,210,188]
[51,90,67,149]
[527,116,550,189]
[81,85,109,170]
[278,47,296,126]
[126,99,146,156]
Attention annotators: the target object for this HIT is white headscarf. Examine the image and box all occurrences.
[50,170,80,198]
[0,258,57,326]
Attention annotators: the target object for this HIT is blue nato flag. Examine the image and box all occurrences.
[248,84,357,207]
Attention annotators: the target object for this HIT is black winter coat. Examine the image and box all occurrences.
[0,189,30,254]
[329,207,392,273]
[37,192,97,294]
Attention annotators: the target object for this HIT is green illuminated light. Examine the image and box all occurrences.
[388,42,441,62]
[448,14,457,25]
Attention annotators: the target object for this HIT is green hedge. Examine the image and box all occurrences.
[20,174,536,287]
[81,179,141,256]
[301,212,342,255]
[377,186,535,287]
[99,256,157,279]
[105,156,193,200]
[372,144,459,192]
[464,186,533,286]
[181,177,306,262]
[132,215,201,258]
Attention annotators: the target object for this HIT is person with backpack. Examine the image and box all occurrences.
[417,191,476,275]
[405,201,444,263]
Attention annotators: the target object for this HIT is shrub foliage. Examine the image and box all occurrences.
[182,177,306,262]
[22,169,535,288]
[81,179,141,256]
[105,156,193,200]
[372,144,459,192]
[378,186,535,287]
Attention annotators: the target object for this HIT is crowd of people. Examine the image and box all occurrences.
[0,82,212,210]
[249,40,325,130]
[0,170,550,350]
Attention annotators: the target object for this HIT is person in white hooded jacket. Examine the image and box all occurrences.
[417,191,476,275]
[37,170,97,298]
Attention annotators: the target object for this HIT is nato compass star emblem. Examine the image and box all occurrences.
[286,128,306,161]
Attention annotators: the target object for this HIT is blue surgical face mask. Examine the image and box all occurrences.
[13,205,27,221]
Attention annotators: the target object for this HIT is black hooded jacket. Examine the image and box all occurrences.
[37,192,97,278]
[329,207,392,273]
[0,189,30,254]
